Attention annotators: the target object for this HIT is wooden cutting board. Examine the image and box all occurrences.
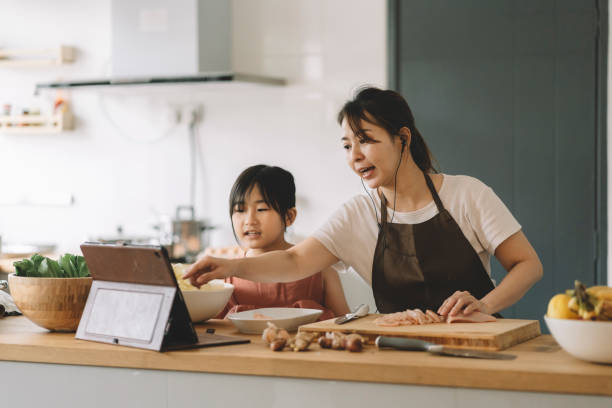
[299,315,540,351]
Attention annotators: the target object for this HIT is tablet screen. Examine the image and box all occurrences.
[85,288,163,342]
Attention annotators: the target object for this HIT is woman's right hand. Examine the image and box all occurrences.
[182,255,238,288]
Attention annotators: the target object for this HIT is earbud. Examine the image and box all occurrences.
[401,137,407,152]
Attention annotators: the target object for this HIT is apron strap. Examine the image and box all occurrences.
[424,173,445,212]
[380,172,444,225]
[380,191,389,226]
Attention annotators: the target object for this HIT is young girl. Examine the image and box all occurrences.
[213,164,349,320]
[186,88,542,318]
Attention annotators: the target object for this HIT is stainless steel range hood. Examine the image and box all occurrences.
[36,0,285,90]
[112,0,230,78]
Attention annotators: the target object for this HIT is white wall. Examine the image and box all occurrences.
[0,0,385,308]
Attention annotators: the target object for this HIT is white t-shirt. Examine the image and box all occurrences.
[312,174,521,285]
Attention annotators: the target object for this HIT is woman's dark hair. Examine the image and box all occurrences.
[229,164,296,230]
[337,86,437,173]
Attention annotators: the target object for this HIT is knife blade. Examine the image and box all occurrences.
[334,303,369,324]
[375,336,516,360]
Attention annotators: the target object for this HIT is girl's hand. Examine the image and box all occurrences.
[437,290,490,316]
[182,255,237,288]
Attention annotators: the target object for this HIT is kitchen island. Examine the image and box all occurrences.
[0,316,610,408]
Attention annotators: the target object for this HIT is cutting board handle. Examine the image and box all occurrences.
[376,336,435,351]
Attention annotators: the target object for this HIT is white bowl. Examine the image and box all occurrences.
[181,282,234,322]
[228,307,322,334]
[544,316,612,364]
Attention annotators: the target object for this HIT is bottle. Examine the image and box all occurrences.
[21,108,29,126]
[30,107,41,126]
[2,104,10,127]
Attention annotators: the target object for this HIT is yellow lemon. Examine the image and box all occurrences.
[547,294,579,319]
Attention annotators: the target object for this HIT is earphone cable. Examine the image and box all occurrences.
[361,178,381,229]
[389,146,404,224]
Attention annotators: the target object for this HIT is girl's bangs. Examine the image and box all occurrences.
[230,180,280,215]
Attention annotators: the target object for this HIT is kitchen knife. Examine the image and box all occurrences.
[334,303,369,324]
[375,336,516,360]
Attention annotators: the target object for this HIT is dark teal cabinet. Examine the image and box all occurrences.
[389,0,607,326]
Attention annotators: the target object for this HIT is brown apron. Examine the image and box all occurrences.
[372,173,495,313]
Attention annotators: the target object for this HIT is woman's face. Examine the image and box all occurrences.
[231,185,286,252]
[341,117,403,189]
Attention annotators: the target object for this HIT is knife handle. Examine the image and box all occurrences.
[375,336,434,351]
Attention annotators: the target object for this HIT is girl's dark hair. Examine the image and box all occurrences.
[229,164,296,226]
[337,86,437,173]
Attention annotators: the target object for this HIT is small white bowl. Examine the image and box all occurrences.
[181,282,234,322]
[544,316,612,364]
[228,307,323,334]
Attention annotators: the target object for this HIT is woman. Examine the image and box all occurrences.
[184,87,543,317]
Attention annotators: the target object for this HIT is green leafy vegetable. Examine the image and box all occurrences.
[13,253,90,278]
[75,256,90,277]
[59,253,78,277]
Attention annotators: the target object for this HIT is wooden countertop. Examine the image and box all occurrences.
[0,257,17,274]
[0,252,58,274]
[0,316,611,396]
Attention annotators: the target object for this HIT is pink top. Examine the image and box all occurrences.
[216,273,334,321]
[207,247,334,321]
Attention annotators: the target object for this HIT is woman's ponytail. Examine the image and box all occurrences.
[409,127,434,172]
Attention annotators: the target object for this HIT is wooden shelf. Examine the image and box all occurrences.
[0,110,73,134]
[0,46,74,67]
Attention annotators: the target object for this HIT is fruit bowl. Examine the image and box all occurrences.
[544,316,612,364]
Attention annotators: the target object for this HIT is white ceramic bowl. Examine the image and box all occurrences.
[228,307,322,334]
[181,282,234,322]
[544,316,612,364]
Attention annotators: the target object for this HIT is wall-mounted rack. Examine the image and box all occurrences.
[0,110,73,134]
[0,46,75,67]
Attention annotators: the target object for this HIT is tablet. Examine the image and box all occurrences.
[76,242,249,351]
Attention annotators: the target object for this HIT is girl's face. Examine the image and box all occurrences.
[231,184,288,252]
[341,117,404,189]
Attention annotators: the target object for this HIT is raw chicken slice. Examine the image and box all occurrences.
[373,310,416,326]
[373,308,496,326]
[445,310,497,323]
[425,309,444,323]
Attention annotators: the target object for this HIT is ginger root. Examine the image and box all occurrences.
[344,333,364,352]
[262,322,290,351]
[288,332,316,352]
[319,332,364,352]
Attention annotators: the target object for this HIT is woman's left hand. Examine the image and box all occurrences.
[437,291,489,316]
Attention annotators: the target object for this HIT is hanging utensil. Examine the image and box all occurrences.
[334,303,369,324]
[376,337,516,360]
[171,205,213,263]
